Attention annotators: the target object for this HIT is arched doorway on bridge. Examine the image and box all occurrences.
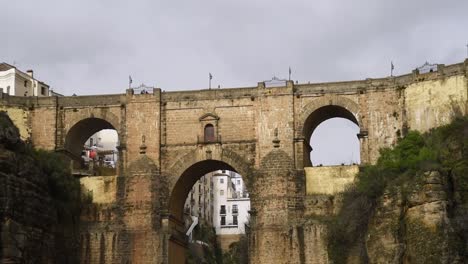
[303,105,360,166]
[168,160,250,264]
[64,118,120,177]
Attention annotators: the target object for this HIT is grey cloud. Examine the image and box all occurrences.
[1,0,467,94]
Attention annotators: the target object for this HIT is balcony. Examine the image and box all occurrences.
[197,134,222,144]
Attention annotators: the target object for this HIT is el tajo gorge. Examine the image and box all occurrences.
[1,60,467,263]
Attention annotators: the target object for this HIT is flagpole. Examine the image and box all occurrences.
[390,61,394,77]
[288,67,291,81]
[209,73,212,90]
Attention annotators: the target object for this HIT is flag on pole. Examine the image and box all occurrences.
[391,61,394,70]
[209,73,213,80]
[129,75,133,84]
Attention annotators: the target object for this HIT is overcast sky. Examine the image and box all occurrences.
[2,0,467,95]
[2,0,467,164]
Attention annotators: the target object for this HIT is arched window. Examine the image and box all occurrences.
[204,124,215,142]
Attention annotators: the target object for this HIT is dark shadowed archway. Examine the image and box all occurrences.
[168,159,241,264]
[169,159,238,224]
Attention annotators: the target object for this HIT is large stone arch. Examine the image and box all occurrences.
[165,147,254,264]
[167,147,254,188]
[166,147,254,221]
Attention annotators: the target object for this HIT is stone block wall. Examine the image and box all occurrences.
[305,165,359,195]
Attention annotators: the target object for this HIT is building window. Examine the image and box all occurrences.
[220,190,224,196]
[220,205,226,215]
[41,86,46,95]
[24,80,28,87]
[204,124,215,142]
[221,216,226,226]
[6,86,10,94]
[232,204,238,214]
[237,180,241,185]
[220,178,224,184]
[233,215,238,225]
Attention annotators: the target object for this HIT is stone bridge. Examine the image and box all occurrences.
[1,60,467,263]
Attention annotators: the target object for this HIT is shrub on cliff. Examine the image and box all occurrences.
[30,148,82,223]
[327,117,468,263]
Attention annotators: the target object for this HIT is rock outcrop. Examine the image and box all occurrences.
[366,170,466,264]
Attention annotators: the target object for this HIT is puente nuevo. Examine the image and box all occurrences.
[1,60,467,263]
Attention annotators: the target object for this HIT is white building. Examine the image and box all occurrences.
[212,171,250,234]
[183,173,214,228]
[211,171,250,249]
[183,170,250,249]
[0,63,53,97]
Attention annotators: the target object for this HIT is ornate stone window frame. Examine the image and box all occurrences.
[199,113,220,143]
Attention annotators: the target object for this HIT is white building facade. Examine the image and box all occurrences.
[183,170,250,249]
[0,63,51,97]
[183,173,214,227]
[212,171,250,235]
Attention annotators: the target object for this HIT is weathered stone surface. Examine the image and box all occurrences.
[366,171,466,264]
[366,190,405,264]
[305,165,359,195]
[0,112,56,263]
[0,59,467,263]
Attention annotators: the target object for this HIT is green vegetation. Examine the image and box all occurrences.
[222,235,249,264]
[24,146,83,223]
[327,117,468,263]
[186,224,223,264]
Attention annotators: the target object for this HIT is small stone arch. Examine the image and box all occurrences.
[297,95,361,138]
[298,95,362,167]
[64,118,119,159]
[65,108,121,137]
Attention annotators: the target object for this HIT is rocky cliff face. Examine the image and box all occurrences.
[328,118,467,264]
[366,170,466,264]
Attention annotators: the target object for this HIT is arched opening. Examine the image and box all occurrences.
[204,124,215,142]
[64,118,119,176]
[169,160,250,263]
[303,105,360,166]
